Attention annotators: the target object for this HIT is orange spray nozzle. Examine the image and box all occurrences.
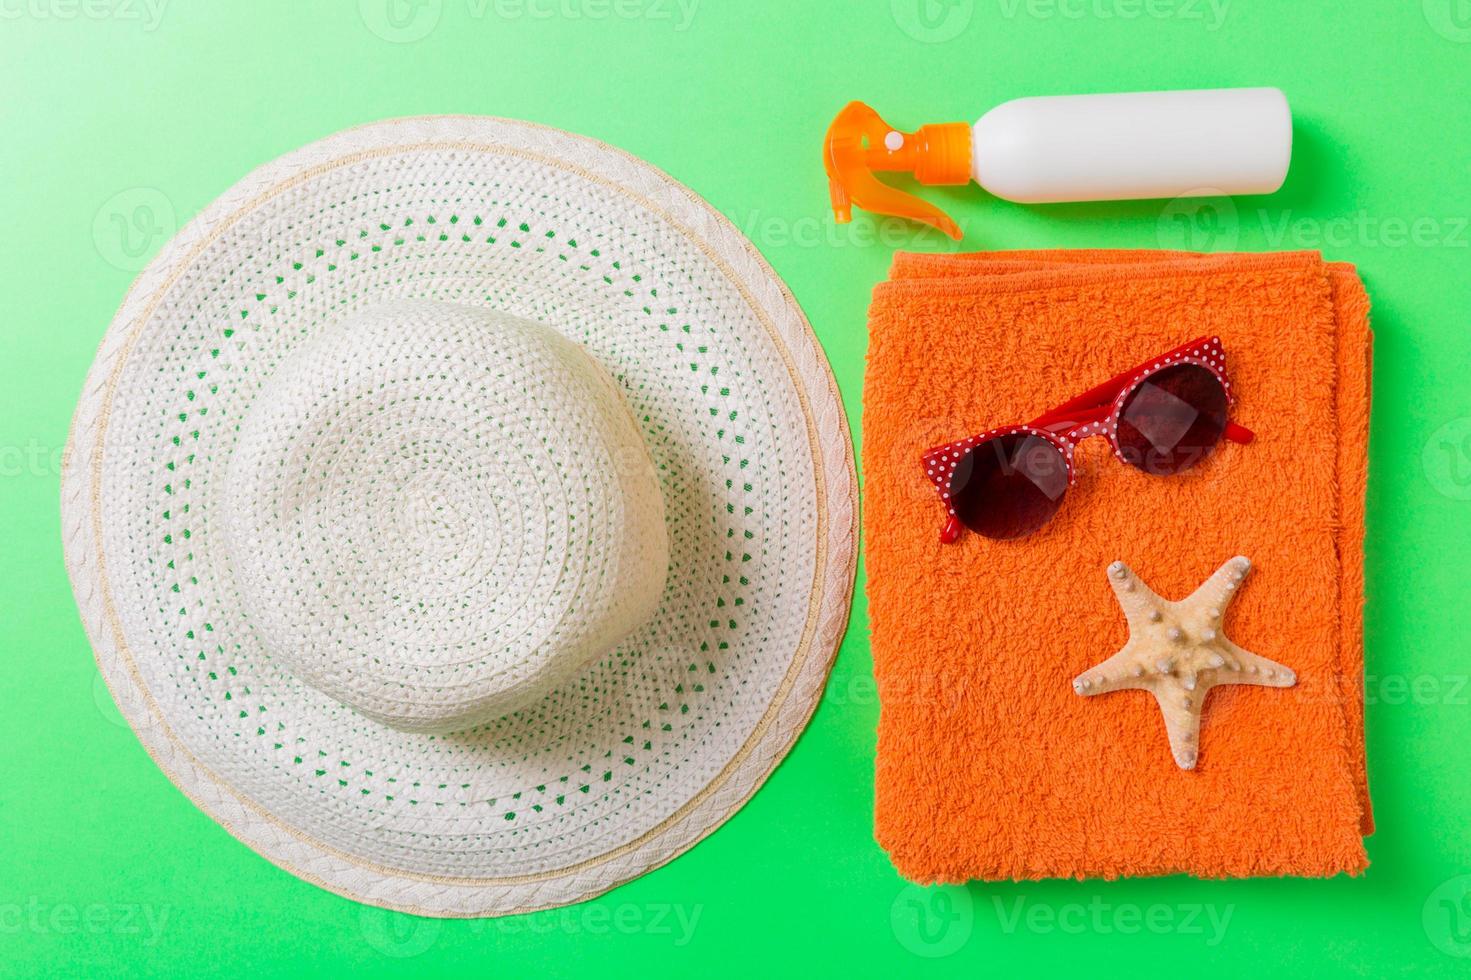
[822,101,972,241]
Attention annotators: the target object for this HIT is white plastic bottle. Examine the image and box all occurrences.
[824,88,1292,239]
[973,88,1291,203]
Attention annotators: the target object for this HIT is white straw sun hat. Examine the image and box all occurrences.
[62,116,856,917]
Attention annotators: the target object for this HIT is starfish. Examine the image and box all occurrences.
[1071,555,1296,770]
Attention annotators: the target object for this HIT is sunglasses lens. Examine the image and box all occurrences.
[950,433,1069,539]
[1116,364,1228,476]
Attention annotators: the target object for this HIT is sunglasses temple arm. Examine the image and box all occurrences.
[1031,337,1224,429]
[1225,421,1254,444]
[1030,363,1140,428]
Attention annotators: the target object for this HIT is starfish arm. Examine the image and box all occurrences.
[1104,560,1168,624]
[1186,554,1253,612]
[1152,684,1205,770]
[1074,553,1296,770]
[1220,639,1297,688]
[1072,640,1149,695]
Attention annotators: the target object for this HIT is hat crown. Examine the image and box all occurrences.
[221,300,668,733]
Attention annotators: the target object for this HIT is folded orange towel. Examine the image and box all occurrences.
[864,250,1372,881]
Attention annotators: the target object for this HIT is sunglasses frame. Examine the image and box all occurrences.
[922,336,1254,543]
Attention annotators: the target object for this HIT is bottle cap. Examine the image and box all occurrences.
[822,101,971,240]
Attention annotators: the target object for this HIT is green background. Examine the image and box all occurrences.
[4,0,1471,975]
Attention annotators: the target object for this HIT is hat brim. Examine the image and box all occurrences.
[62,116,856,916]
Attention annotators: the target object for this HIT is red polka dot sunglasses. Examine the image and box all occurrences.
[923,336,1254,543]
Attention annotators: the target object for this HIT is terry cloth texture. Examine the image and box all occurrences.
[863,250,1372,881]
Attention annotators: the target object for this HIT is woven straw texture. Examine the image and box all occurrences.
[61,116,857,916]
[223,300,671,734]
